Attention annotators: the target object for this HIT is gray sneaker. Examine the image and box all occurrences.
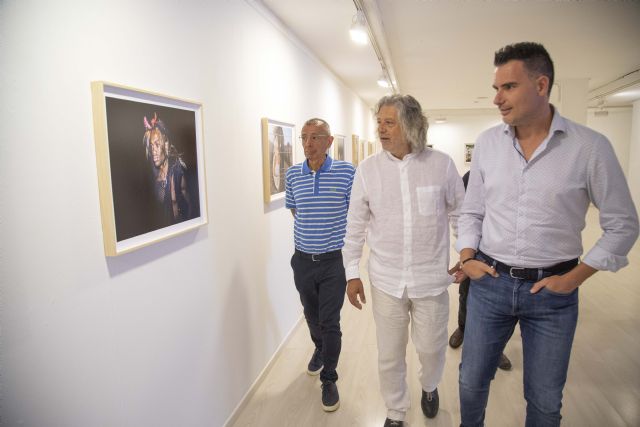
[307,348,323,375]
[321,381,340,412]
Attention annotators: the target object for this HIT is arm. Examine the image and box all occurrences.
[342,169,370,309]
[455,154,485,254]
[532,136,638,294]
[445,157,466,238]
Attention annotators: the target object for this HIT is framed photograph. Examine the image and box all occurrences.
[333,134,345,160]
[262,118,294,203]
[91,82,208,256]
[464,143,475,164]
[351,134,360,166]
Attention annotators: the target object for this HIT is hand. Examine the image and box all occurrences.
[461,259,499,280]
[530,263,596,294]
[530,274,578,294]
[447,261,461,276]
[453,269,468,283]
[346,278,366,310]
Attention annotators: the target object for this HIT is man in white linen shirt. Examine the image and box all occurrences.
[343,94,465,427]
[456,42,639,427]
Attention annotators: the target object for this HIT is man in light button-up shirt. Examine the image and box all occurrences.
[343,95,464,426]
[457,42,639,427]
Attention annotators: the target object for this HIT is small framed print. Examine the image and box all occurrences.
[464,143,475,164]
[91,82,208,256]
[351,134,360,166]
[333,134,345,160]
[261,118,294,203]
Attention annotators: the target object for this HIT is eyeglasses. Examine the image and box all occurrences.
[299,134,329,143]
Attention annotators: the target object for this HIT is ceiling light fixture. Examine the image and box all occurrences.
[434,117,447,124]
[377,74,390,88]
[349,10,368,45]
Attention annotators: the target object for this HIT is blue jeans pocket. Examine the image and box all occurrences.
[539,286,578,297]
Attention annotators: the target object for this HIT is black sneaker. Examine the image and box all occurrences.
[321,381,340,412]
[421,387,439,418]
[383,418,404,427]
[498,353,512,371]
[307,348,323,376]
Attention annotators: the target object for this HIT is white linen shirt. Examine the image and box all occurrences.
[456,108,639,271]
[342,148,465,298]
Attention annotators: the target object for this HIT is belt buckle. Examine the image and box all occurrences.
[509,267,525,279]
[311,254,320,262]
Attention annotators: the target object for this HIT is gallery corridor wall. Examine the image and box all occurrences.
[0,1,373,426]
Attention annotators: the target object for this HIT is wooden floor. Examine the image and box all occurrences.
[229,208,640,427]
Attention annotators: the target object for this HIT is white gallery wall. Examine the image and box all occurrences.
[0,1,374,426]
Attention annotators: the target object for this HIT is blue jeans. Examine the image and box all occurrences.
[459,257,579,427]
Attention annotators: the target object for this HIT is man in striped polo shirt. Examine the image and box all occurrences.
[285,117,356,412]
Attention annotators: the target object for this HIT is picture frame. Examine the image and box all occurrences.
[464,143,475,164]
[367,141,374,157]
[351,134,360,166]
[262,118,295,203]
[91,82,208,256]
[333,134,345,160]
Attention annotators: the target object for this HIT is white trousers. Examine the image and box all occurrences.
[371,285,449,421]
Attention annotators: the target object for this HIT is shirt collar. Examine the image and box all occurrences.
[383,149,416,162]
[302,155,333,174]
[501,104,567,139]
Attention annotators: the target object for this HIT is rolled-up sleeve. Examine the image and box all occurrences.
[582,136,639,271]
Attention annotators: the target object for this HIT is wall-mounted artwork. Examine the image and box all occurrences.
[262,118,294,203]
[333,134,345,160]
[352,134,360,166]
[465,143,475,164]
[359,140,366,161]
[367,141,374,157]
[91,82,208,256]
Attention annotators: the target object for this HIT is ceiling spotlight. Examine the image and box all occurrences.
[377,75,390,88]
[349,10,368,45]
[434,117,447,124]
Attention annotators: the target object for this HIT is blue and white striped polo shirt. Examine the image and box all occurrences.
[285,156,356,254]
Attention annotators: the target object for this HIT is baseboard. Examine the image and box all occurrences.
[222,314,305,426]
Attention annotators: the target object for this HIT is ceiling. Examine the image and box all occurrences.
[260,0,640,112]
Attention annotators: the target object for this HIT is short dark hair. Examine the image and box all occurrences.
[375,94,428,152]
[494,42,554,96]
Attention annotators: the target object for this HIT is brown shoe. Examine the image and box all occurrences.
[498,353,512,371]
[449,328,464,348]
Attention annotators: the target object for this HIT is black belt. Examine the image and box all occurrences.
[477,251,578,281]
[295,249,342,262]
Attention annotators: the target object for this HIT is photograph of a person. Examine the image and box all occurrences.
[92,82,207,256]
[262,118,294,203]
[464,143,475,163]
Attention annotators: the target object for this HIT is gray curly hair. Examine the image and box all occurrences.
[375,94,428,153]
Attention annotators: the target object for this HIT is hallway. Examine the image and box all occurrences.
[229,207,640,427]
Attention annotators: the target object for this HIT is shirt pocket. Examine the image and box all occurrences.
[416,186,441,216]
